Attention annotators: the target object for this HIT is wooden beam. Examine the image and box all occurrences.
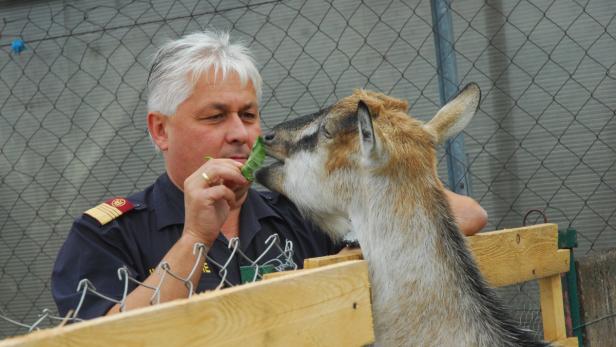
[303,224,570,288]
[262,269,305,280]
[539,274,567,342]
[0,261,374,347]
[467,223,570,287]
[304,248,363,269]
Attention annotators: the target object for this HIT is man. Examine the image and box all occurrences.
[52,30,487,319]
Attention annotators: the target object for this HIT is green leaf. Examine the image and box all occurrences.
[241,137,266,181]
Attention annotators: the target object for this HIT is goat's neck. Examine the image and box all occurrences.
[348,179,477,344]
[350,179,462,305]
[346,172,542,345]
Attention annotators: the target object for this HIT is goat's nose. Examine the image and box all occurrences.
[263,131,276,143]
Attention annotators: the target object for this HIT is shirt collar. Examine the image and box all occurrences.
[238,189,283,249]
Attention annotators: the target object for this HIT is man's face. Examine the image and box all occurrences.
[157,69,261,188]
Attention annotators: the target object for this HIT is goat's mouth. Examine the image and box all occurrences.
[265,152,286,164]
[262,153,285,173]
[254,147,287,191]
[262,144,287,165]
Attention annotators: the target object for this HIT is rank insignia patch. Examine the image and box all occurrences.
[84,197,135,225]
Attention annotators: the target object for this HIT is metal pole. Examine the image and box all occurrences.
[430,0,471,195]
[559,227,584,347]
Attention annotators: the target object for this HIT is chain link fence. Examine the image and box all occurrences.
[1,0,614,340]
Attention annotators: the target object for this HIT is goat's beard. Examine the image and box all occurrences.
[255,162,285,193]
[256,164,351,241]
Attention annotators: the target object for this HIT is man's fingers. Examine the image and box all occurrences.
[203,184,237,208]
[187,162,247,190]
[203,158,244,170]
[204,165,246,185]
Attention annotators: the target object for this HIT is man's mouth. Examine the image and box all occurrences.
[229,156,248,164]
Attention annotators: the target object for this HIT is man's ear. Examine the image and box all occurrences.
[423,83,481,144]
[357,100,381,162]
[147,112,170,151]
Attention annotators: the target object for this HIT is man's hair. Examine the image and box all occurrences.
[147,30,262,116]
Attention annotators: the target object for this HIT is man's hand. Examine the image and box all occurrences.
[445,190,488,236]
[182,158,249,246]
[106,158,250,316]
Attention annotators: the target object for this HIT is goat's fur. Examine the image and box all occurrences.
[256,84,550,346]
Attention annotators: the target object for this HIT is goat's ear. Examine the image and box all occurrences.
[424,83,480,144]
[357,100,379,161]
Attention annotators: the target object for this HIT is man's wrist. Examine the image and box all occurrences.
[179,230,213,249]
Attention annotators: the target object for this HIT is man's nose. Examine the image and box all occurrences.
[226,114,250,143]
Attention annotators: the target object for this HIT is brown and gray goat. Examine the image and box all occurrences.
[256,84,550,346]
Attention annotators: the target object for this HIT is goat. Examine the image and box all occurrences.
[256,84,550,346]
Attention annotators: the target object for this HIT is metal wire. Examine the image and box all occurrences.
[0,236,295,334]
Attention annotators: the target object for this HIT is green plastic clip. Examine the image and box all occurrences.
[240,264,276,284]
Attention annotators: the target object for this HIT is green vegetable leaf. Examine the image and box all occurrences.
[241,137,265,181]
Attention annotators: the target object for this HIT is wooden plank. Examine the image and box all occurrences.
[0,261,374,347]
[554,337,579,347]
[304,248,363,269]
[467,223,570,287]
[261,269,305,280]
[576,248,616,347]
[305,224,569,288]
[539,274,567,342]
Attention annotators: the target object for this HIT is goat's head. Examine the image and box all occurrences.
[256,83,480,240]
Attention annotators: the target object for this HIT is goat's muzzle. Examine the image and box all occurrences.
[255,133,286,192]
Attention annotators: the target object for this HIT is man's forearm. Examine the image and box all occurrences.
[445,190,488,236]
[106,234,207,315]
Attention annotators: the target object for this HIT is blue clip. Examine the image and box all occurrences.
[11,39,26,54]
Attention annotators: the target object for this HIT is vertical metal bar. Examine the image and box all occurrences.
[564,228,584,347]
[430,0,471,195]
[568,251,584,347]
[558,227,584,347]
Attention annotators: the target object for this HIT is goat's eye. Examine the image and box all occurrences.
[321,124,333,139]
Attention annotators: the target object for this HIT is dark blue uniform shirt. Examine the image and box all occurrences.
[52,173,341,319]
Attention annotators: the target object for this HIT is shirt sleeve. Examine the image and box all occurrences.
[51,215,140,319]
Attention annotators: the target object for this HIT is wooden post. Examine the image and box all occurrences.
[576,248,616,347]
[539,274,567,342]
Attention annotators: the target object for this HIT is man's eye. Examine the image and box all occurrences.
[241,112,257,120]
[205,114,224,121]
